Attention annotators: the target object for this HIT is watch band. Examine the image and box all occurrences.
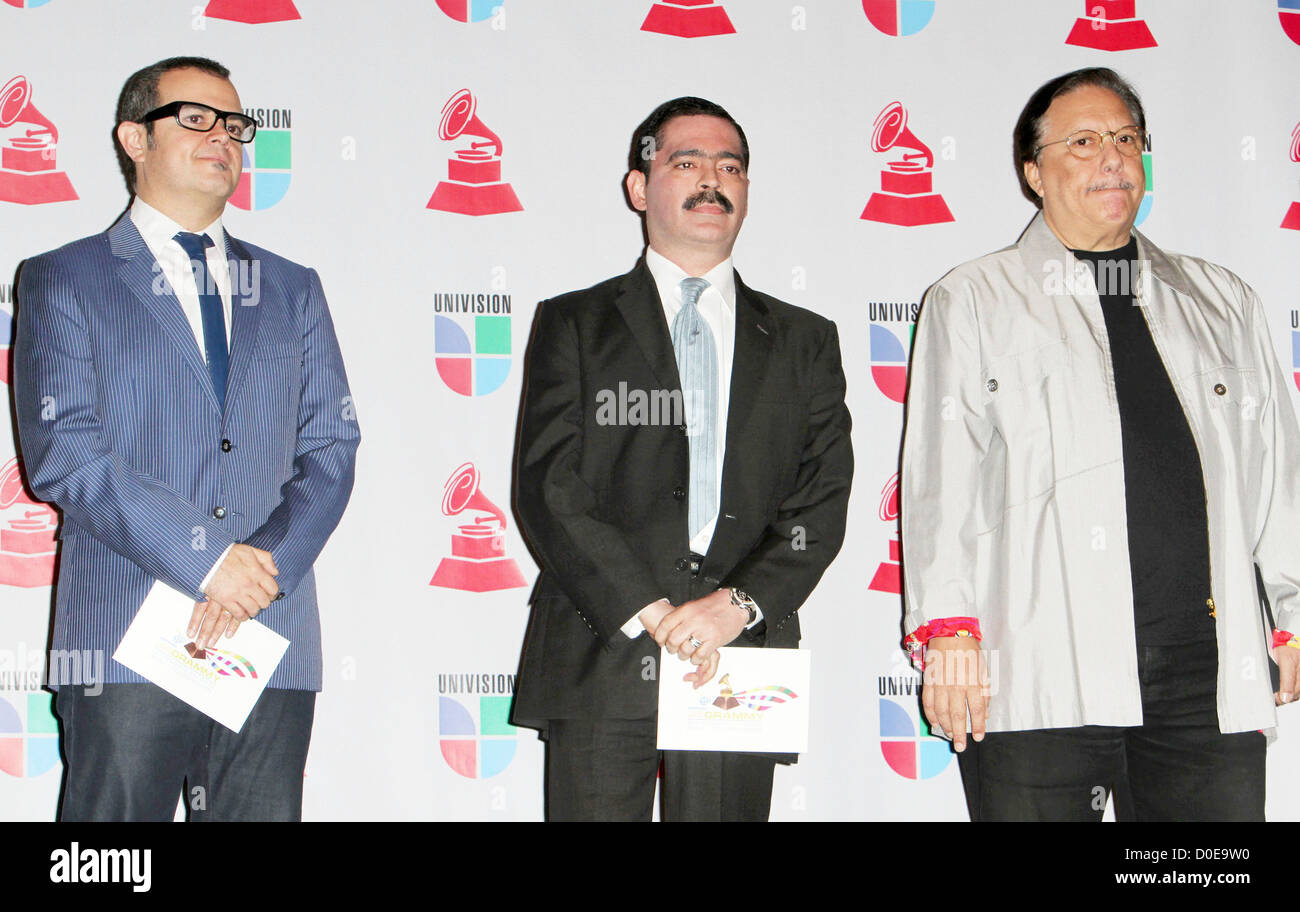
[730,587,758,625]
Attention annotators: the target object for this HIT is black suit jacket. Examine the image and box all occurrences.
[511,260,852,729]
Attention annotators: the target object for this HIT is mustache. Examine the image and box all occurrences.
[683,189,734,214]
[1087,180,1137,192]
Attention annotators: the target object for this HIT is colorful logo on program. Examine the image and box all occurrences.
[641,1,736,38]
[203,0,301,23]
[429,463,528,592]
[0,692,59,778]
[434,305,512,397]
[428,89,522,216]
[869,472,901,595]
[0,456,58,589]
[437,0,501,22]
[880,691,952,779]
[1282,123,1300,231]
[230,107,291,210]
[437,673,517,779]
[1280,0,1300,44]
[703,675,798,712]
[175,640,259,678]
[0,75,78,205]
[862,0,934,36]
[870,323,910,403]
[1065,0,1156,51]
[861,102,953,227]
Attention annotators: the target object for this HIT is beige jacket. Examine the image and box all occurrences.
[902,212,1300,735]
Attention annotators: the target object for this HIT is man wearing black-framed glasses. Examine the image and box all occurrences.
[13,56,359,822]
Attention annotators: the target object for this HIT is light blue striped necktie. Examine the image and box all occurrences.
[671,276,718,540]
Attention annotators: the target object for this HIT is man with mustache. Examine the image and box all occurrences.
[902,67,1300,820]
[512,97,852,820]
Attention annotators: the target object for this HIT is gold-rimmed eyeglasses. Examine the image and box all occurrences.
[1034,126,1145,160]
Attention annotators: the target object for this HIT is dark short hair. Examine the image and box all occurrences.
[1012,67,1146,208]
[627,96,749,178]
[114,56,232,193]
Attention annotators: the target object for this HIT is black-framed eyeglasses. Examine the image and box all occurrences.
[1034,125,1145,161]
[139,101,257,143]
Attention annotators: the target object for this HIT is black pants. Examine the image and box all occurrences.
[545,717,777,821]
[957,641,1265,821]
[56,683,316,822]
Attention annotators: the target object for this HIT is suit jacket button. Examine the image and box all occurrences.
[221,439,233,452]
[672,486,686,501]
[674,558,688,572]
[212,506,227,519]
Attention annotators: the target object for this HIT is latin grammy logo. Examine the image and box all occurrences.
[427,89,523,216]
[1283,123,1300,231]
[868,473,900,595]
[203,0,301,23]
[0,75,77,206]
[860,101,953,227]
[429,462,527,592]
[1064,0,1157,51]
[0,457,57,588]
[640,0,736,38]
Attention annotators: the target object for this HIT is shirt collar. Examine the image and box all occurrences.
[130,196,227,261]
[644,246,736,312]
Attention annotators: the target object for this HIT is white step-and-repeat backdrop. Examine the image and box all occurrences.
[2,0,1299,821]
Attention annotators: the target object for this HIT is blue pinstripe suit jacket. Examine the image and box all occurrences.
[13,213,360,691]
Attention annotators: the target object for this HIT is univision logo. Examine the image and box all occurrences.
[879,677,953,780]
[1135,132,1153,227]
[1291,311,1299,393]
[1,1,53,7]
[1282,0,1300,45]
[437,673,518,779]
[434,295,512,397]
[868,319,913,404]
[230,106,291,210]
[0,692,59,778]
[862,0,935,36]
[437,0,501,22]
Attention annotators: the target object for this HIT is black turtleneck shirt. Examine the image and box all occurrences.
[1072,237,1216,645]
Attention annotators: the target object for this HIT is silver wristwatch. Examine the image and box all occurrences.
[730,587,758,625]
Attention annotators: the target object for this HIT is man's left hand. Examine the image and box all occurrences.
[652,589,748,688]
[1275,642,1300,706]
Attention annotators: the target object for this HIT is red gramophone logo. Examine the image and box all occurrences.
[429,462,527,592]
[868,472,900,596]
[427,89,522,216]
[203,0,300,23]
[0,457,57,588]
[0,76,77,206]
[1283,123,1300,231]
[861,102,953,227]
[1064,0,1156,51]
[640,0,735,37]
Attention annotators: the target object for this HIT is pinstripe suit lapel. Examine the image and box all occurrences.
[222,232,263,411]
[108,215,222,416]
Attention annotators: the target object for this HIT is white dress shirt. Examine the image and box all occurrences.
[621,247,761,637]
[130,198,233,589]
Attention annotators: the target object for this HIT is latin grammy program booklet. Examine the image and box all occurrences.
[113,582,289,732]
[657,646,812,753]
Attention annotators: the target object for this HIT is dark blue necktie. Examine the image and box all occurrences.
[173,231,229,408]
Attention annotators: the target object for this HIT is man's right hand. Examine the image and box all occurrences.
[200,544,279,619]
[921,636,989,752]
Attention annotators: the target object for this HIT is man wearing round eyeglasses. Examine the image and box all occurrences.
[13,57,359,821]
[901,67,1300,820]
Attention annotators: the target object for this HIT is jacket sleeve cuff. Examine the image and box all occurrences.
[904,617,982,670]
